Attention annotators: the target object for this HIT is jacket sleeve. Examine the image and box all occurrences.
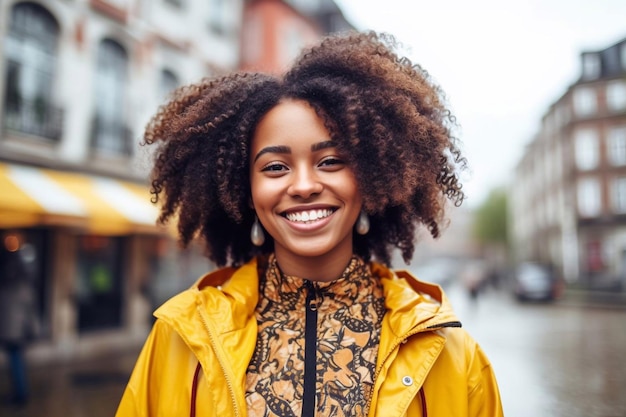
[115,319,197,417]
[466,338,504,417]
[116,322,162,417]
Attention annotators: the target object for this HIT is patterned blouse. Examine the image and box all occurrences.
[245,254,385,417]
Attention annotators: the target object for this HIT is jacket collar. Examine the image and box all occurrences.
[154,258,260,335]
[373,263,461,339]
[155,257,459,342]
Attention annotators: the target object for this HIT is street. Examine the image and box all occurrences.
[1,282,625,417]
[445,283,626,417]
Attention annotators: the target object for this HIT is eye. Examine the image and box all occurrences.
[261,162,288,174]
[319,157,344,169]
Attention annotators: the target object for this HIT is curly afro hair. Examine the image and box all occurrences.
[144,31,466,267]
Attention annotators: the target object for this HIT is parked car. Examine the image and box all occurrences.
[512,262,562,302]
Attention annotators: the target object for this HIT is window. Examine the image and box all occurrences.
[76,235,123,331]
[605,46,621,75]
[606,80,626,112]
[585,240,605,272]
[159,69,179,100]
[554,139,563,179]
[608,126,626,166]
[92,39,130,155]
[577,177,601,217]
[612,176,626,213]
[574,128,599,170]
[208,0,228,35]
[581,53,601,80]
[573,86,597,117]
[287,0,321,12]
[164,0,184,7]
[555,104,569,127]
[3,3,61,140]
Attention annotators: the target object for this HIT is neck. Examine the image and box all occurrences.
[273,248,354,282]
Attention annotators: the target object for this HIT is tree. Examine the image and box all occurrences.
[472,187,508,246]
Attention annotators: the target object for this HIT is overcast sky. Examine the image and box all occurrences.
[334,0,626,207]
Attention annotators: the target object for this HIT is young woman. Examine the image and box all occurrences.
[116,31,503,417]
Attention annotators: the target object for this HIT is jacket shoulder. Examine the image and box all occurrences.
[154,258,260,327]
[194,266,238,289]
[151,266,238,323]
[193,256,262,289]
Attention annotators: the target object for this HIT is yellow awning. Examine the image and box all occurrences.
[0,162,165,235]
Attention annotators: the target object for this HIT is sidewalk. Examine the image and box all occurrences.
[0,348,140,417]
[558,287,626,309]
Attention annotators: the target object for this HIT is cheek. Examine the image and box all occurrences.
[250,180,263,208]
[250,177,273,210]
[339,174,362,203]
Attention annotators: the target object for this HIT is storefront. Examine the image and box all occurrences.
[0,162,212,363]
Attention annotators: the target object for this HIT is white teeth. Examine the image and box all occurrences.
[286,209,332,223]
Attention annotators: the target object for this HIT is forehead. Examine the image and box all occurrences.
[251,99,330,151]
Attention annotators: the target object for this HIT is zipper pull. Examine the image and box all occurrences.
[306,280,318,311]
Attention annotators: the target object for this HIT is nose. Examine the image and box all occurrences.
[287,166,323,199]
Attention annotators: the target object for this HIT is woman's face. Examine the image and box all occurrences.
[250,99,362,271]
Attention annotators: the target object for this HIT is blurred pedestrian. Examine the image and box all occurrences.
[0,233,38,405]
[116,31,503,416]
[461,259,488,301]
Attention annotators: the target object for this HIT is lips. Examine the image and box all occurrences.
[283,208,335,223]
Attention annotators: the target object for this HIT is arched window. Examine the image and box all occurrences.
[3,2,61,140]
[92,39,130,155]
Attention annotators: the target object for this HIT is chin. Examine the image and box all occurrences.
[290,247,334,258]
[286,239,348,259]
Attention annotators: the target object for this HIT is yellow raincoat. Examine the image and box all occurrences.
[116,257,503,417]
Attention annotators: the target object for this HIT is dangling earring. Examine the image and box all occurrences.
[355,211,370,235]
[251,216,265,246]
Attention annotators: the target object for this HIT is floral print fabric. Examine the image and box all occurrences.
[245,255,385,417]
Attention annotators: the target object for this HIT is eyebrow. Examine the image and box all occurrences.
[253,145,290,162]
[253,140,336,162]
[311,140,336,152]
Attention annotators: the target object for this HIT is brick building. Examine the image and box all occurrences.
[511,36,626,290]
[240,0,353,73]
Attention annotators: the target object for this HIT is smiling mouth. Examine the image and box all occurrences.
[283,208,335,223]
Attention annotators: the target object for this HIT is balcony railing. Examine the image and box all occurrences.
[90,115,134,156]
[3,96,63,140]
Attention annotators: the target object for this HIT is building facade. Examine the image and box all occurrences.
[240,0,353,74]
[0,0,241,362]
[0,0,356,364]
[511,36,626,291]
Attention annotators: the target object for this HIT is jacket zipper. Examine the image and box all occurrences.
[365,320,462,416]
[197,309,240,417]
[303,280,318,417]
[427,321,462,329]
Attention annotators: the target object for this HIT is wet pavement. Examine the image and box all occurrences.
[445,283,626,417]
[0,349,139,417]
[1,283,625,417]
